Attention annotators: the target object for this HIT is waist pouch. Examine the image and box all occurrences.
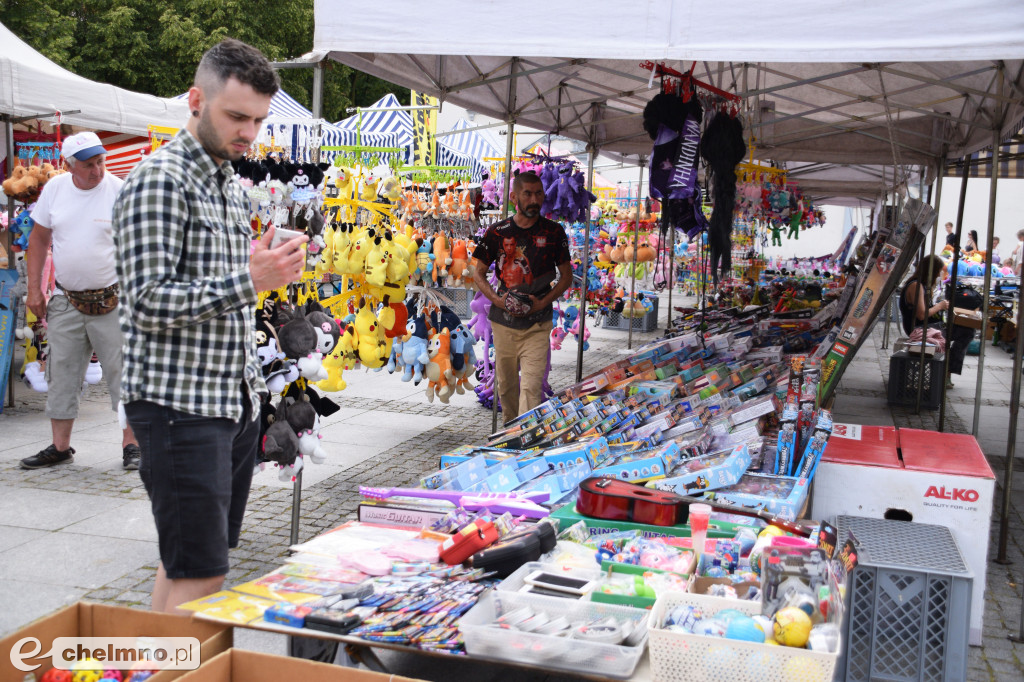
[57,281,119,316]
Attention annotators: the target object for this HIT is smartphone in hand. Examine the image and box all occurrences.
[270,227,306,250]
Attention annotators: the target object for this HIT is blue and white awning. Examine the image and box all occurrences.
[174,88,313,119]
[444,118,502,164]
[333,93,414,148]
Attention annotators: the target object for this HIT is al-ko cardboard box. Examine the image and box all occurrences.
[812,425,994,646]
[174,649,426,682]
[0,602,231,682]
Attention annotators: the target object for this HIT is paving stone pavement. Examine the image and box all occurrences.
[1,293,1022,681]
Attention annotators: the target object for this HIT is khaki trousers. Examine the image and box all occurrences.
[491,320,552,422]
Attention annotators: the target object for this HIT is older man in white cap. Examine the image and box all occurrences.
[21,131,140,470]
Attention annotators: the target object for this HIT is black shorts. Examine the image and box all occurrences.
[126,393,259,580]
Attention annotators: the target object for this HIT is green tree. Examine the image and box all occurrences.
[1,0,407,122]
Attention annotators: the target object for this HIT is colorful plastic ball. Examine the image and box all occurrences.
[102,671,123,682]
[773,607,813,648]
[126,673,153,682]
[693,617,728,637]
[715,608,748,624]
[41,670,73,682]
[71,660,104,682]
[725,616,766,643]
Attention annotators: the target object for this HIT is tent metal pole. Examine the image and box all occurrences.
[666,216,675,333]
[627,160,644,350]
[912,170,937,412]
[938,159,971,431]
[4,116,14,409]
[310,60,325,164]
[575,146,596,383]
[289,58,326,548]
[492,58,518,433]
[996,260,1024,564]
[972,124,1003,435]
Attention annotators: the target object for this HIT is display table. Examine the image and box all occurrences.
[190,609,654,681]
[811,425,993,645]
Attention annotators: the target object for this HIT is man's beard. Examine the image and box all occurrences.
[197,109,248,162]
[521,204,541,217]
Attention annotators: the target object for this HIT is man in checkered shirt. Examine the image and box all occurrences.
[112,39,307,613]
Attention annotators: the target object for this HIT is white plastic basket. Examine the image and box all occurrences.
[648,591,839,682]
[459,589,648,679]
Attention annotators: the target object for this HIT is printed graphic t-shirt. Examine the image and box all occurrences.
[473,216,571,329]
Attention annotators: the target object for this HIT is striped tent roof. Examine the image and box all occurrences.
[443,118,502,163]
[96,131,152,178]
[173,88,313,119]
[946,123,1024,179]
[333,93,413,148]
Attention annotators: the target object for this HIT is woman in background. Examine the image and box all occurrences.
[898,255,974,389]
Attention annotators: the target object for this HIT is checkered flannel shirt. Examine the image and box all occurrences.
[112,129,265,421]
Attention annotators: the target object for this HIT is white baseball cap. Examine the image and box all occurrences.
[61,132,107,161]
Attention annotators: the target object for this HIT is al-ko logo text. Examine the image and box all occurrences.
[10,637,200,672]
[924,486,979,502]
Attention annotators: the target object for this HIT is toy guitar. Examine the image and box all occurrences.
[576,477,811,537]
[359,486,550,519]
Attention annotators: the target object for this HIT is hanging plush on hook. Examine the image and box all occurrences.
[700,112,746,281]
[642,93,708,242]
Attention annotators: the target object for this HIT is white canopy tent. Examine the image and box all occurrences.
[303,0,1024,577]
[307,0,1024,171]
[0,22,187,135]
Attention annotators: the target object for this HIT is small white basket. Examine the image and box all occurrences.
[459,589,648,679]
[648,591,839,682]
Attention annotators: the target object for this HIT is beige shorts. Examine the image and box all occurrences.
[44,294,124,419]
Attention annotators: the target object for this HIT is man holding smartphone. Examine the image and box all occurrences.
[112,39,307,613]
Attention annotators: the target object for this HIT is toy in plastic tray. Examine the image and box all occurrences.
[709,473,809,521]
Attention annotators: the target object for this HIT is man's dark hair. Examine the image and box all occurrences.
[195,38,279,96]
[513,171,543,193]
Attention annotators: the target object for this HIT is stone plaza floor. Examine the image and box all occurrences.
[0,294,1022,680]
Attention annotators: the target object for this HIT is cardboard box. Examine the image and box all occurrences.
[812,427,994,645]
[0,602,231,682]
[175,649,424,682]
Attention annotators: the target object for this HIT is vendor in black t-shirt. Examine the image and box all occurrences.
[472,172,572,422]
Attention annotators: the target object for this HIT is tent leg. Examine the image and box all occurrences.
[627,160,644,350]
[289,470,302,547]
[4,116,14,409]
[971,126,1001,435]
[311,61,325,163]
[666,220,675,333]
[493,61,518,433]
[576,147,597,383]
[939,160,971,431]
[996,267,1024,563]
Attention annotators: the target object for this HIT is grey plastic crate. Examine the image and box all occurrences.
[835,516,972,682]
[432,286,473,318]
[602,297,660,332]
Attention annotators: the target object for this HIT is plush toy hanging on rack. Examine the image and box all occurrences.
[700,112,747,281]
[643,91,708,245]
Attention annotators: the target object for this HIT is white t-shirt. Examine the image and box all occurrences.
[31,172,124,291]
